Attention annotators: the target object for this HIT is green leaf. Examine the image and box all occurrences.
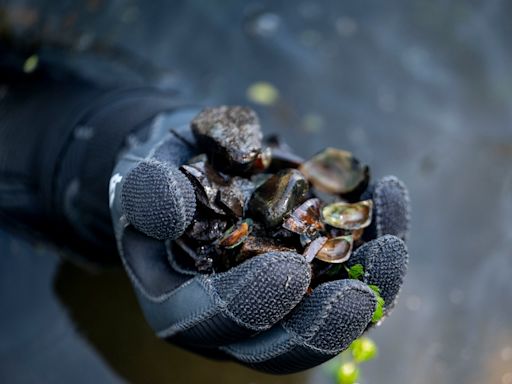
[346,264,364,280]
[372,301,384,323]
[350,337,378,363]
[337,362,360,384]
[369,285,385,323]
[368,284,381,295]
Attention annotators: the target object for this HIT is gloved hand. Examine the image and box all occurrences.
[0,65,409,373]
[109,111,410,374]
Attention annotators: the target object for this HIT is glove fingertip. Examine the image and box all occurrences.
[222,279,375,375]
[349,235,408,311]
[363,175,410,242]
[283,279,376,353]
[212,251,311,331]
[121,159,196,240]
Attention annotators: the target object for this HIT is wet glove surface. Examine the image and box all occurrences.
[110,113,410,374]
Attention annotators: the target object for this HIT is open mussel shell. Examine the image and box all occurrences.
[315,235,353,263]
[321,199,373,230]
[282,198,324,236]
[180,158,227,215]
[303,236,328,263]
[181,156,256,217]
[352,228,364,241]
[217,219,253,249]
[299,148,370,197]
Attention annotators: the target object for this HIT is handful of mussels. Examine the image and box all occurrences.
[174,106,374,288]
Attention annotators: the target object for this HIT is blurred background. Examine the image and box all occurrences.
[1,0,512,383]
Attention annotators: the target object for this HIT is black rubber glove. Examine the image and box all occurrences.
[110,113,410,374]
[0,67,409,374]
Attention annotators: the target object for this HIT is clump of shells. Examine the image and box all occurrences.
[174,106,374,287]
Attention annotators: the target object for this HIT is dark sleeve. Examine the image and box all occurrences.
[0,62,182,262]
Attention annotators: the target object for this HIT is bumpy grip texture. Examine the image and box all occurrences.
[212,252,312,329]
[348,235,408,311]
[364,176,410,241]
[121,159,196,240]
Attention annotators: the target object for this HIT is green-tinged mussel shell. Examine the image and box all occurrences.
[218,219,253,249]
[321,200,373,230]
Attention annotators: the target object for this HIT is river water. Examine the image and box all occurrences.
[1,1,512,383]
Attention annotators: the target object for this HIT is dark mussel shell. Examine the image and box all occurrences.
[248,169,309,228]
[283,198,324,237]
[181,156,256,217]
[180,157,227,215]
[216,177,255,217]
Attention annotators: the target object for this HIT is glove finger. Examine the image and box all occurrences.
[363,175,410,241]
[220,279,376,374]
[125,247,311,348]
[121,159,196,240]
[346,234,408,313]
[120,225,192,297]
